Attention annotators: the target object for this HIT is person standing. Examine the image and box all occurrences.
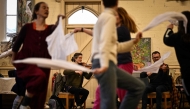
[91,0,145,109]
[163,11,190,103]
[12,2,64,109]
[74,7,139,109]
[116,7,138,103]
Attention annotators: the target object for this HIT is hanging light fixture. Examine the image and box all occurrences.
[81,6,85,13]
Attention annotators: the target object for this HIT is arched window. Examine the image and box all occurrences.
[68,9,98,24]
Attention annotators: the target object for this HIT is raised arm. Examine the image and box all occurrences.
[117,32,142,53]
[51,15,65,31]
[163,24,178,47]
[73,28,93,36]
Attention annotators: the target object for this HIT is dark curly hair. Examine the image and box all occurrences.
[71,53,82,62]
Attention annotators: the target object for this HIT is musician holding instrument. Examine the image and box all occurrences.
[63,53,93,109]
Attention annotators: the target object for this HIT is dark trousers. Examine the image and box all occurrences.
[68,87,89,106]
[181,68,190,104]
[142,84,169,109]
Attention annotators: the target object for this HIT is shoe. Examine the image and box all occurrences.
[72,105,83,109]
[12,101,21,109]
[77,106,82,109]
[77,105,84,109]
[19,105,31,109]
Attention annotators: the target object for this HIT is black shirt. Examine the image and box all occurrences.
[163,28,190,77]
[117,25,132,65]
[141,66,170,87]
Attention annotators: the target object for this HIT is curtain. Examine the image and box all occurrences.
[17,0,33,32]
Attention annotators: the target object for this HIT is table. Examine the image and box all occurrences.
[0,78,16,109]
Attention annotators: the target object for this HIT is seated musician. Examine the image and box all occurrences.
[141,51,171,109]
[63,53,93,109]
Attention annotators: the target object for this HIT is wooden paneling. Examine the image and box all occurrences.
[66,28,92,64]
[65,2,101,16]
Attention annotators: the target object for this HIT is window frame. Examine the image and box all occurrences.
[6,0,17,41]
[67,9,98,25]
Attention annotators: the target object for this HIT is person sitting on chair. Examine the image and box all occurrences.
[141,51,171,109]
[63,53,93,109]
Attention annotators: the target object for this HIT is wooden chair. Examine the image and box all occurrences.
[147,91,171,109]
[147,76,178,109]
[58,92,86,109]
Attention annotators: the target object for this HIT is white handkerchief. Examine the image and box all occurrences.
[46,17,78,60]
[138,51,171,73]
[168,19,179,26]
[142,12,187,33]
[13,58,93,72]
[0,49,12,59]
[64,33,78,56]
[46,17,66,60]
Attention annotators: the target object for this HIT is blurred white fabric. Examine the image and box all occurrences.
[46,17,78,60]
[0,49,12,59]
[14,58,93,72]
[142,12,187,33]
[138,51,171,73]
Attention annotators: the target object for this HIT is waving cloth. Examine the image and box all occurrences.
[14,17,81,72]
[0,49,12,59]
[142,12,188,33]
[13,58,93,72]
[64,33,78,56]
[134,52,171,73]
[46,17,66,60]
[46,17,78,60]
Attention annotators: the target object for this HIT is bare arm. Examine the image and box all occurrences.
[52,15,65,31]
[73,28,93,36]
[117,32,142,53]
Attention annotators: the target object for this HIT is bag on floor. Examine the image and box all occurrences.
[53,73,66,96]
[48,95,65,109]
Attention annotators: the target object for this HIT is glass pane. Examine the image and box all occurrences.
[68,10,98,24]
[6,16,17,33]
[7,0,17,15]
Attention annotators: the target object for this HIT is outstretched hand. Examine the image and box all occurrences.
[57,15,65,20]
[55,15,65,25]
[147,72,152,76]
[93,67,108,74]
[133,32,142,44]
[167,24,174,29]
[75,71,83,75]
[73,28,82,33]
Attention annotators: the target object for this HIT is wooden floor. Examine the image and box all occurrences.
[85,101,190,109]
[1,94,190,109]
[32,100,190,109]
